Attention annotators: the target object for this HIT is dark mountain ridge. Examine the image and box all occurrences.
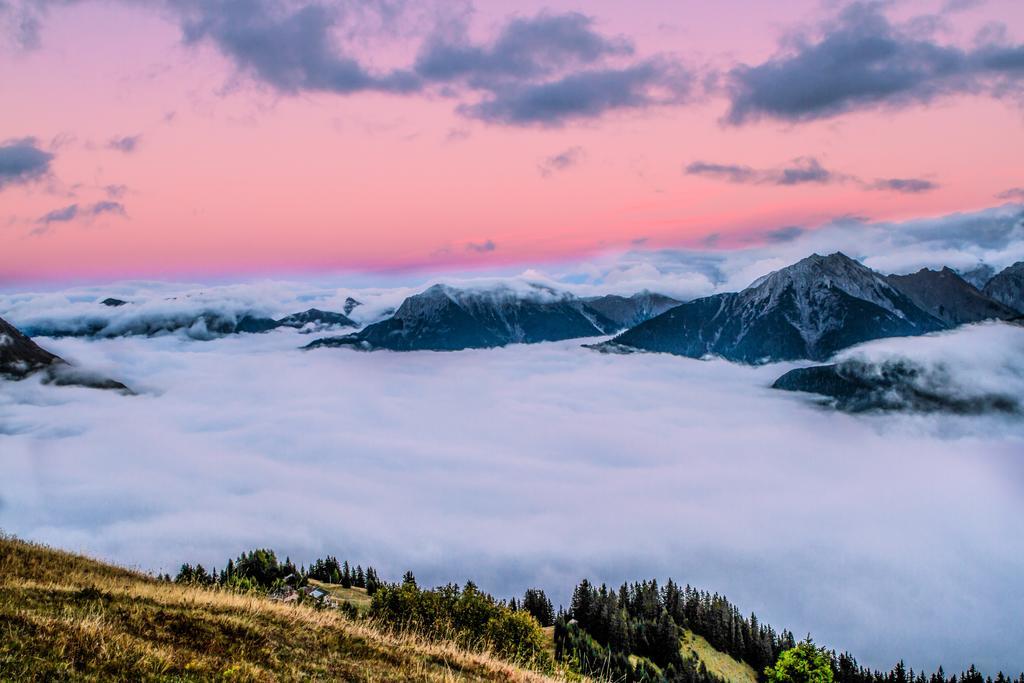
[582,291,681,329]
[307,283,623,351]
[1,317,130,392]
[607,253,945,363]
[275,308,358,332]
[983,261,1024,312]
[773,359,1020,414]
[885,267,1018,325]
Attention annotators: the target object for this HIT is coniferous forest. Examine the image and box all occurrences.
[170,548,1024,683]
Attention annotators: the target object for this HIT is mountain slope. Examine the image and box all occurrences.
[307,284,618,351]
[958,264,996,290]
[1,317,61,378]
[610,253,945,363]
[885,267,1018,325]
[0,536,561,683]
[983,261,1024,313]
[582,292,681,329]
[773,361,1020,414]
[1,317,129,391]
[276,308,358,332]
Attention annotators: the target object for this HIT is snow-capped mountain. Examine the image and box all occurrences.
[885,267,1018,326]
[1,317,129,391]
[606,253,945,363]
[983,261,1024,313]
[582,292,681,329]
[306,283,620,351]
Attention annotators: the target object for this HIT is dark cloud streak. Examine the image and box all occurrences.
[0,137,53,190]
[686,156,936,194]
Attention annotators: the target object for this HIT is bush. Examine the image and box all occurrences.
[371,580,551,670]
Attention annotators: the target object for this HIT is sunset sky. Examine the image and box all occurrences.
[2,0,1023,284]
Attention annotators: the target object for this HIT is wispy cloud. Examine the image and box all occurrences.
[538,146,585,176]
[996,187,1024,201]
[685,157,937,193]
[107,135,141,153]
[31,200,126,235]
[465,239,497,253]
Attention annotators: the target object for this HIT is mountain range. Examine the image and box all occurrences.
[305,285,673,351]
[603,253,952,363]
[19,306,357,340]
[4,254,1023,411]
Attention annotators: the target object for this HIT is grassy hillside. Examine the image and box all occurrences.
[305,578,373,613]
[681,630,758,683]
[0,536,565,682]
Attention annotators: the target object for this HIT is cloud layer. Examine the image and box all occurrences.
[0,320,1021,673]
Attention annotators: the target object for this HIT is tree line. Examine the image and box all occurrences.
[168,549,1024,683]
[557,577,1024,683]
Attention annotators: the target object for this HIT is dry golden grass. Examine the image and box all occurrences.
[0,535,577,682]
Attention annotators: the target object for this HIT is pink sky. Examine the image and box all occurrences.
[1,0,1023,283]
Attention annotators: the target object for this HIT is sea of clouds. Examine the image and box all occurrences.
[0,319,1022,673]
[2,205,1024,673]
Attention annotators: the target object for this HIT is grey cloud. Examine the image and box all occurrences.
[687,156,935,193]
[763,225,805,243]
[104,183,128,198]
[726,2,1024,124]
[37,203,79,225]
[414,12,632,83]
[415,12,690,126]
[174,0,420,96]
[32,200,126,235]
[868,178,938,193]
[0,137,53,190]
[686,157,837,186]
[538,146,584,176]
[996,187,1024,201]
[942,0,986,11]
[462,59,691,126]
[107,135,141,153]
[6,2,691,127]
[684,161,757,184]
[0,0,43,49]
[465,239,496,253]
[776,157,832,185]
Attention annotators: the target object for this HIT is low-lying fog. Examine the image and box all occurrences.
[1,324,1023,673]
